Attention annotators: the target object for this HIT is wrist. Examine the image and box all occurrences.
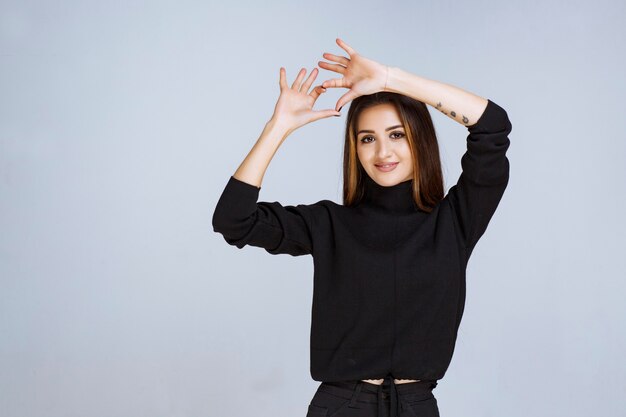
[383,65,390,92]
[384,66,430,103]
[384,66,405,94]
[265,117,292,140]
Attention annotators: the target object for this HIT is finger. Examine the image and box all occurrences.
[300,67,318,93]
[309,109,343,123]
[279,67,288,90]
[335,90,359,112]
[336,37,357,56]
[291,67,307,90]
[309,85,326,100]
[320,77,346,89]
[321,52,350,66]
[318,60,346,75]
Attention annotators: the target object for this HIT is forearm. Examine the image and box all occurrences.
[384,66,489,127]
[232,118,291,188]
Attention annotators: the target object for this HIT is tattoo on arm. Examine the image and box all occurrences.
[435,101,471,125]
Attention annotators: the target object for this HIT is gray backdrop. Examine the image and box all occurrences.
[1,1,624,416]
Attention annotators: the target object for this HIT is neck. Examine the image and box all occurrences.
[360,174,417,213]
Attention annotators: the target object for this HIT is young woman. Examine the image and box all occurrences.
[212,38,512,417]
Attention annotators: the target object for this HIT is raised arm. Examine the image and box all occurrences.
[446,99,511,254]
[384,66,489,128]
[231,117,290,188]
[378,59,512,252]
[382,60,511,252]
[318,37,489,124]
[212,119,313,256]
[212,66,339,256]
[212,174,317,256]
[318,38,511,254]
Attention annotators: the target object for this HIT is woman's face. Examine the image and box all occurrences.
[356,103,414,186]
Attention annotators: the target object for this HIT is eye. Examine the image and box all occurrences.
[359,131,405,143]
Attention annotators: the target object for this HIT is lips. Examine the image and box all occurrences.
[374,162,399,172]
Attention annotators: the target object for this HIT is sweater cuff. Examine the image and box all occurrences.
[467,99,511,133]
[216,175,261,220]
[228,175,261,191]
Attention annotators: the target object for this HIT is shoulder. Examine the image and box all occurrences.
[307,199,342,212]
[299,199,343,220]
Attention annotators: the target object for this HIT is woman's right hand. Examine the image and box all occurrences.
[270,67,342,135]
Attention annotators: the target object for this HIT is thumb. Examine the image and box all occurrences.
[335,91,359,112]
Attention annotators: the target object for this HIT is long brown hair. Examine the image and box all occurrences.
[342,92,444,213]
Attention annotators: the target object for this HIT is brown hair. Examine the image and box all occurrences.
[341,91,444,213]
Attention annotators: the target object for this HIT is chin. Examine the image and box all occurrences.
[370,171,410,185]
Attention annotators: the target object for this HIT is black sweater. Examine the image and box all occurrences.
[212,98,511,382]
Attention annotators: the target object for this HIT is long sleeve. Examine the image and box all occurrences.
[446,98,512,254]
[212,175,315,256]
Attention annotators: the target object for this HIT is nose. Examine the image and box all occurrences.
[376,141,392,159]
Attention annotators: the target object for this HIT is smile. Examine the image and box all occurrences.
[374,162,398,172]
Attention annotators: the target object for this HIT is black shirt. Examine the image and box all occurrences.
[212,98,512,382]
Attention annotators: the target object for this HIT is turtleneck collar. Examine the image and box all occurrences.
[360,174,417,213]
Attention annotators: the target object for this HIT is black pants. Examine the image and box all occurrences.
[306,375,440,417]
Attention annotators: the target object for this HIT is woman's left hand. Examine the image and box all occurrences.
[318,38,389,112]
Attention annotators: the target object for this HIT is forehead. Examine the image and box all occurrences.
[357,103,402,130]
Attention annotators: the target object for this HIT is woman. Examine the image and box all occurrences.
[212,38,512,417]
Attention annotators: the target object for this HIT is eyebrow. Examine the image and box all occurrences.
[357,125,404,135]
